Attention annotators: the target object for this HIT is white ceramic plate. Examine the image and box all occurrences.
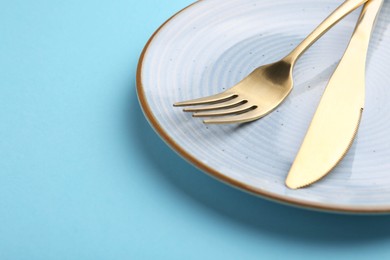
[137,0,390,213]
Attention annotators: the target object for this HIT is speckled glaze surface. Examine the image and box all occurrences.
[137,0,390,213]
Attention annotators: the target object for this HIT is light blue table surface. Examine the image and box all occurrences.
[1,0,390,259]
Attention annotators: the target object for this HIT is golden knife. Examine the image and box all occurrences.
[286,0,384,189]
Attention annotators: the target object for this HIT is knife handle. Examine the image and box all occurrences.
[285,0,369,63]
[352,0,383,43]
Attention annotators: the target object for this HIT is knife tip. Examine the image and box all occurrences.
[285,179,302,190]
[285,171,313,190]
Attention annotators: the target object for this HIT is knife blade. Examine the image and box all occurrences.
[285,0,384,189]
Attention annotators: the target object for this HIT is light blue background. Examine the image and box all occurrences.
[1,0,390,259]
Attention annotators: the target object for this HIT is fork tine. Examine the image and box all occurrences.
[193,104,255,117]
[183,99,247,112]
[173,92,237,107]
[203,107,267,124]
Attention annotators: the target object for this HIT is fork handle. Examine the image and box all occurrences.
[284,0,369,64]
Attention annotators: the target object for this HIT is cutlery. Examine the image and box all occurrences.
[286,0,384,189]
[174,0,369,124]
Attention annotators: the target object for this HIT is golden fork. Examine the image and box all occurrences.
[174,0,369,124]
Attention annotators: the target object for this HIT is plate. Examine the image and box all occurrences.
[137,0,390,213]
